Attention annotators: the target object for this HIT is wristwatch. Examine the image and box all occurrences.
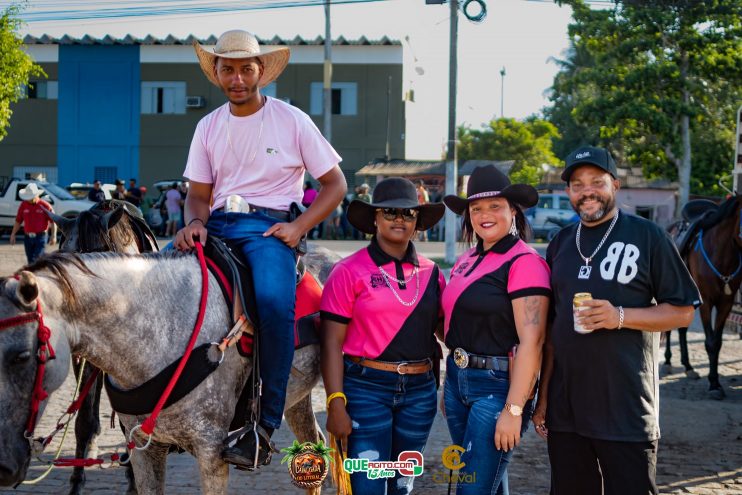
[504,403,523,417]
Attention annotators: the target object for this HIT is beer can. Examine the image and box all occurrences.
[573,292,593,334]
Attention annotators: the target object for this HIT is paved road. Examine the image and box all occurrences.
[0,240,740,494]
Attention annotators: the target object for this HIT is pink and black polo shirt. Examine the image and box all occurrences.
[443,234,551,357]
[321,238,446,361]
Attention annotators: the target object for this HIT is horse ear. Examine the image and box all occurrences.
[44,209,75,237]
[100,206,126,230]
[15,271,39,307]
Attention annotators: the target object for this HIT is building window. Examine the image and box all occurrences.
[94,167,118,185]
[309,82,357,116]
[27,81,58,100]
[141,81,186,114]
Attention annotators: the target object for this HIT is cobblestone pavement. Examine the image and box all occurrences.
[0,241,740,494]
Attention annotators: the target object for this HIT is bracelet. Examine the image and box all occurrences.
[617,306,625,329]
[188,218,205,227]
[326,392,347,408]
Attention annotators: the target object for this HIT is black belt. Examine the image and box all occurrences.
[452,348,509,371]
[215,204,290,222]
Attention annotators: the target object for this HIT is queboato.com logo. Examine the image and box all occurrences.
[343,451,424,479]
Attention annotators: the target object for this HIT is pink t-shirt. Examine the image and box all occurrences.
[320,242,446,361]
[183,97,341,211]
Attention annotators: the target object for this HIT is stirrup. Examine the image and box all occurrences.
[222,423,277,471]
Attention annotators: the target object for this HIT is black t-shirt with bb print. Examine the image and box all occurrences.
[546,211,700,442]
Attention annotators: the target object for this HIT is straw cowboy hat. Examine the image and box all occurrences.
[444,164,538,215]
[347,178,445,235]
[193,30,290,88]
[19,183,43,201]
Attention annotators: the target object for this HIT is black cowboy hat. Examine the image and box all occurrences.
[347,177,445,235]
[443,164,538,215]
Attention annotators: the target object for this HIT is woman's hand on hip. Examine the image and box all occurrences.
[494,411,522,452]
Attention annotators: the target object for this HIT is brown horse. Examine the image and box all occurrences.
[666,194,742,399]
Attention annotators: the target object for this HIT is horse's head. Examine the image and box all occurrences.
[0,272,71,485]
[47,205,141,254]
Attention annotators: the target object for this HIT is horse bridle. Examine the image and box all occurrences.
[0,295,55,440]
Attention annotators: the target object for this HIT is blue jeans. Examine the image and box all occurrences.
[344,357,437,495]
[207,210,296,430]
[24,232,47,263]
[444,355,533,495]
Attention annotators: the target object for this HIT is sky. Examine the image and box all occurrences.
[10,0,578,159]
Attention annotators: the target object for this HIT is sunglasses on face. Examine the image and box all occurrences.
[376,208,419,222]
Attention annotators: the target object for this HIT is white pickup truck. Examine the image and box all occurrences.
[0,179,94,234]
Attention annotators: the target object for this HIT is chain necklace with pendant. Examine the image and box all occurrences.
[226,96,266,167]
[575,210,620,279]
[379,264,420,307]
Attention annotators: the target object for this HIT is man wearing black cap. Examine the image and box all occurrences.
[534,146,701,495]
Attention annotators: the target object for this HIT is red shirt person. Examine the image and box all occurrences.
[10,183,57,263]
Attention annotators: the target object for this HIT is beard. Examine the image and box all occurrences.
[574,194,616,222]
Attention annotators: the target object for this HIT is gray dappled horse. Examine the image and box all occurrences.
[0,241,338,493]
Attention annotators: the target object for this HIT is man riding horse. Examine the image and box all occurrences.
[174,30,346,469]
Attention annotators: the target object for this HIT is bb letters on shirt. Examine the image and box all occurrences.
[599,241,640,284]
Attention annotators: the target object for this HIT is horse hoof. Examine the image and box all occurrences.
[685,369,700,380]
[661,363,673,374]
[708,388,726,400]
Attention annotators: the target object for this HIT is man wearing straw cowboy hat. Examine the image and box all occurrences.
[174,30,346,469]
[10,183,57,263]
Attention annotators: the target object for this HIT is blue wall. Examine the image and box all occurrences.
[57,45,140,185]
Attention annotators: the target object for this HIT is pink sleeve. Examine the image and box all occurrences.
[438,268,447,318]
[507,254,551,295]
[297,113,342,180]
[320,263,356,320]
[183,120,214,184]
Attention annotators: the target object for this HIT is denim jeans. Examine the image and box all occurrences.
[344,357,437,495]
[24,233,47,264]
[444,355,533,495]
[206,210,296,430]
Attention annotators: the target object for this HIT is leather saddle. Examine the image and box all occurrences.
[203,237,322,357]
[673,199,721,257]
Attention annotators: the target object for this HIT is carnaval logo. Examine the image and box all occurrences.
[442,444,466,470]
[343,451,424,479]
[281,440,333,489]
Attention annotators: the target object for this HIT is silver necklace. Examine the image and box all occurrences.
[226,96,266,167]
[575,210,620,279]
[379,264,420,306]
[378,263,418,285]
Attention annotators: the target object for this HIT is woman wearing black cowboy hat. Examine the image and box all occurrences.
[320,177,445,494]
[440,165,551,495]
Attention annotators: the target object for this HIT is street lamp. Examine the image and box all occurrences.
[500,66,506,118]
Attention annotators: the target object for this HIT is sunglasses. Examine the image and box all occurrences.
[376,208,419,222]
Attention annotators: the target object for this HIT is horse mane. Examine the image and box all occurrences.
[716,194,741,222]
[74,209,137,252]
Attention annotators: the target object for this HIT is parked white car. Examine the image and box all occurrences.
[0,179,94,233]
[526,192,578,240]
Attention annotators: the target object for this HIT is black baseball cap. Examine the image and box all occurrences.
[561,146,618,182]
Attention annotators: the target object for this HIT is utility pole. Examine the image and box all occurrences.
[385,75,392,161]
[500,66,506,118]
[444,0,459,264]
[323,0,332,142]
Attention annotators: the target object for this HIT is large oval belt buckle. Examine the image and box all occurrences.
[453,348,469,369]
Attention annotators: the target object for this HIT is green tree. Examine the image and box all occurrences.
[457,117,563,186]
[0,3,44,142]
[548,0,742,206]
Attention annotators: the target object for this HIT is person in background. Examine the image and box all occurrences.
[164,182,183,237]
[441,165,550,495]
[321,177,445,495]
[126,178,143,208]
[10,183,57,263]
[112,179,127,201]
[88,180,106,203]
[416,180,430,241]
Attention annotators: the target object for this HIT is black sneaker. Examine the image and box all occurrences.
[221,424,277,470]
